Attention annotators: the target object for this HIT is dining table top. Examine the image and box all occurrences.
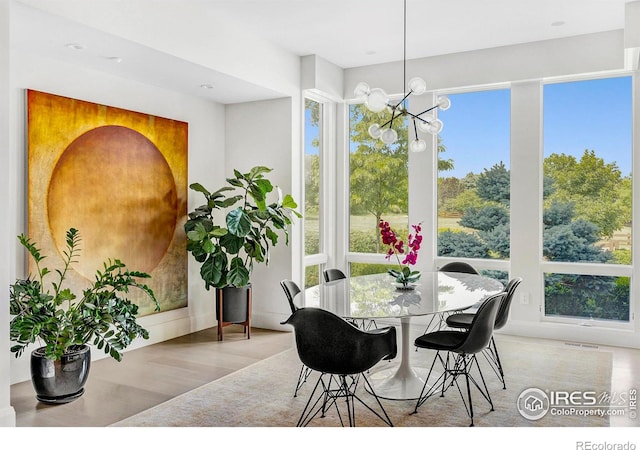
[322,271,505,320]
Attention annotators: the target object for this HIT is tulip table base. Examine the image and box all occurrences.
[366,317,434,401]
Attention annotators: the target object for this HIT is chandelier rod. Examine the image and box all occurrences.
[403,0,407,104]
[353,0,450,150]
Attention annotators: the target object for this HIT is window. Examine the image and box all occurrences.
[304,98,323,290]
[542,77,632,323]
[348,101,409,278]
[436,89,511,266]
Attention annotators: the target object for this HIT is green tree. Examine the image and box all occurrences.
[349,102,454,246]
[541,200,624,321]
[444,189,486,215]
[304,153,320,214]
[476,161,510,205]
[544,150,628,237]
[460,205,509,232]
[438,230,490,258]
[439,163,511,259]
[438,177,464,210]
[438,138,454,172]
[349,104,409,250]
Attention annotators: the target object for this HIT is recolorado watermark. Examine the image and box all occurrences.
[517,387,637,421]
[576,442,636,450]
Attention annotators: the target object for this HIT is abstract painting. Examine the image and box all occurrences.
[27,90,188,315]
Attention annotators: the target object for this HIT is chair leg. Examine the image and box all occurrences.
[357,374,393,427]
[463,356,475,426]
[296,372,392,427]
[470,355,494,412]
[491,336,506,389]
[412,350,450,413]
[415,352,495,426]
[293,364,313,397]
[480,336,506,389]
[296,376,325,427]
[341,376,355,427]
[458,354,494,426]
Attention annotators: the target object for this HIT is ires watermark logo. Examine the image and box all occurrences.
[517,387,637,420]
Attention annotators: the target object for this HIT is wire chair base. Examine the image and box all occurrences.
[296,373,393,427]
[411,351,494,426]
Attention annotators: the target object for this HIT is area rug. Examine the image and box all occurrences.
[110,336,613,427]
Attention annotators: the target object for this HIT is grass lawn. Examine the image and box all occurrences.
[304,214,471,235]
[351,214,408,233]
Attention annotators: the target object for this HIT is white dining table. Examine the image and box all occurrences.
[319,271,504,401]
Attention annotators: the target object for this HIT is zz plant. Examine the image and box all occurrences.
[184,166,301,289]
[9,228,159,362]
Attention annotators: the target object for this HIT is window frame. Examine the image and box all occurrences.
[539,73,635,330]
[303,91,337,295]
[433,84,512,275]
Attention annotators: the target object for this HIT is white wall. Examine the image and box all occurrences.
[8,51,226,384]
[224,97,302,330]
[344,31,624,98]
[0,0,17,428]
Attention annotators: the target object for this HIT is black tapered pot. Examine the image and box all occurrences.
[216,285,251,323]
[30,345,91,404]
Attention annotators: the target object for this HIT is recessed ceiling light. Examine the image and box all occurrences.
[200,84,214,89]
[65,43,86,51]
[551,21,566,27]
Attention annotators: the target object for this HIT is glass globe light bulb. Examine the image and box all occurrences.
[408,77,427,95]
[438,95,451,110]
[426,118,443,134]
[409,139,427,152]
[417,114,435,133]
[365,88,389,113]
[380,128,398,144]
[354,81,370,98]
[368,123,382,139]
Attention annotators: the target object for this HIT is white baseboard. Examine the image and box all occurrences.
[498,319,640,349]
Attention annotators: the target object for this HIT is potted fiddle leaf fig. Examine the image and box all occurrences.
[9,228,160,404]
[184,166,301,339]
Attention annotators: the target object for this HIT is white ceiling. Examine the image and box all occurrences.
[11,0,636,103]
[205,0,632,68]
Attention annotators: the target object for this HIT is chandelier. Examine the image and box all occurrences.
[353,0,450,152]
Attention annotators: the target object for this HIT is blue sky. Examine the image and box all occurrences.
[439,89,511,178]
[307,75,632,178]
[304,104,320,155]
[440,76,632,178]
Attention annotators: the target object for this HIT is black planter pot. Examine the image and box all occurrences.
[215,285,252,340]
[30,345,91,404]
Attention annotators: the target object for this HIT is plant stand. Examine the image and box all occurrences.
[216,285,251,341]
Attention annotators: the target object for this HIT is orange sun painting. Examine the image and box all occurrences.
[27,90,188,315]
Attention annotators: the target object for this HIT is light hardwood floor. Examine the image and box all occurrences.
[11,325,294,427]
[10,325,640,427]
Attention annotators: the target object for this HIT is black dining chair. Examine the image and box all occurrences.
[415,261,480,336]
[279,280,313,397]
[283,307,397,427]
[439,261,479,274]
[322,268,378,330]
[280,279,301,315]
[412,291,505,426]
[445,277,522,389]
[323,268,347,283]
